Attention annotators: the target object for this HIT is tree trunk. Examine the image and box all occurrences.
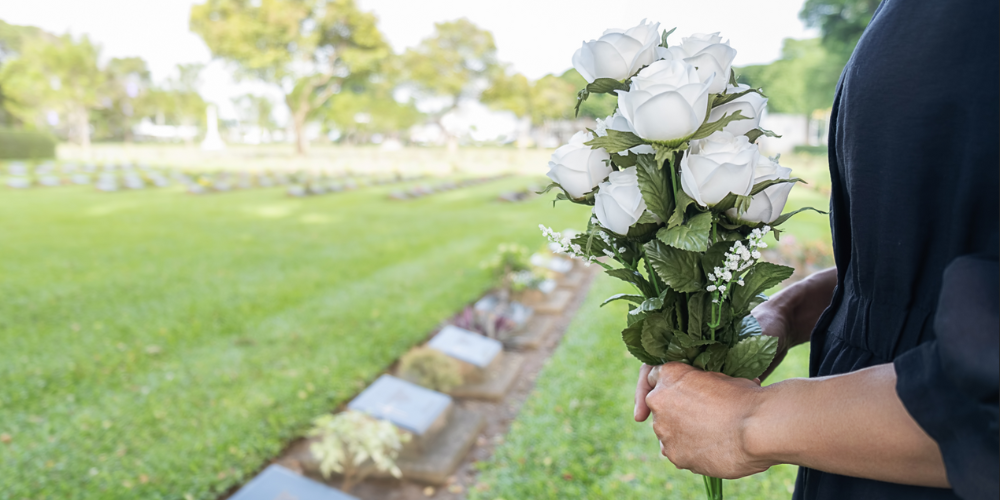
[293,110,308,156]
[74,107,91,158]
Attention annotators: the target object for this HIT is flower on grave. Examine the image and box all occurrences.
[657,32,737,94]
[618,59,713,144]
[593,166,647,235]
[708,84,768,136]
[572,19,661,83]
[728,155,794,223]
[545,131,612,199]
[680,131,759,207]
[595,110,655,155]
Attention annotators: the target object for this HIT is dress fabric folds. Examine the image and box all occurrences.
[793,1,999,499]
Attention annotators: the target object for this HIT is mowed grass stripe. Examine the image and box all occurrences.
[0,176,588,499]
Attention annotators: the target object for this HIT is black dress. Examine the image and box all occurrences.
[795,1,999,499]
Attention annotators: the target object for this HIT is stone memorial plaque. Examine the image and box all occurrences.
[230,464,359,500]
[38,175,61,187]
[71,174,92,185]
[8,162,27,176]
[348,375,452,436]
[427,325,502,369]
[7,177,31,189]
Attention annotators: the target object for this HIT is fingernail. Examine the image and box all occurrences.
[633,403,638,419]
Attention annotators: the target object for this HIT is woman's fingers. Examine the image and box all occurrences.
[634,364,654,422]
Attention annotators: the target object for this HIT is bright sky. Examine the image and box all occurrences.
[0,0,815,120]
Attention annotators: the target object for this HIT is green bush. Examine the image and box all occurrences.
[792,144,828,156]
[0,128,57,159]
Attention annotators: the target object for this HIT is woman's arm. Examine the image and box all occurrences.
[639,362,949,487]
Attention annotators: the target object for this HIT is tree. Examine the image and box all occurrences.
[800,0,880,60]
[481,71,577,147]
[0,20,49,127]
[402,18,501,150]
[0,33,105,152]
[232,93,276,142]
[737,38,840,116]
[190,0,389,154]
[95,57,151,141]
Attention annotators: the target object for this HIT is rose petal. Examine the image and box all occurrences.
[632,91,701,141]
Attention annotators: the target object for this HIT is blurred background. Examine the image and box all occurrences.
[0,1,874,499]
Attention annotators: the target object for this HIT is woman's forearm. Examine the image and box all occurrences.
[745,363,949,488]
[769,266,838,346]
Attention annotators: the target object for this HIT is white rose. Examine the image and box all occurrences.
[593,166,647,235]
[708,84,767,136]
[680,131,759,206]
[728,155,794,223]
[572,19,661,83]
[658,32,737,94]
[595,110,654,155]
[546,131,612,198]
[618,60,712,144]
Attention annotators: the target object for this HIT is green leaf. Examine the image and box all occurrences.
[605,267,657,298]
[749,177,804,197]
[641,313,673,358]
[723,335,779,380]
[612,151,639,168]
[586,78,629,94]
[635,154,673,222]
[673,330,716,349]
[745,127,780,143]
[624,222,660,244]
[729,68,738,87]
[731,262,794,314]
[629,296,664,317]
[627,304,647,326]
[585,129,646,154]
[690,109,748,141]
[737,314,763,340]
[660,27,676,48]
[687,292,706,337]
[636,211,660,224]
[644,240,704,293]
[668,190,696,228]
[711,87,763,108]
[656,211,712,252]
[770,206,827,227]
[600,294,645,307]
[712,192,752,215]
[701,241,732,277]
[622,319,661,365]
[746,293,768,314]
[541,181,596,207]
[693,343,729,372]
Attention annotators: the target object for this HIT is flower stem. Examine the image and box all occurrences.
[702,475,723,500]
[669,152,680,199]
[645,257,660,296]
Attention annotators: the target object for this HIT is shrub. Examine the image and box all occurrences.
[792,144,828,156]
[0,128,57,159]
[397,346,464,392]
[308,410,411,492]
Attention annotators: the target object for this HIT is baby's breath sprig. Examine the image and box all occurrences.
[539,224,598,266]
[705,226,770,339]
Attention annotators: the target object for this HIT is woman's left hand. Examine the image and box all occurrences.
[641,362,773,479]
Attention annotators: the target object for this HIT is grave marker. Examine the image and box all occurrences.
[427,325,502,369]
[347,375,452,441]
[229,464,358,500]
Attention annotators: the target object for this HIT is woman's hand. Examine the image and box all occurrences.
[641,363,772,479]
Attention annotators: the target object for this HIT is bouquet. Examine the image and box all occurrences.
[540,20,821,500]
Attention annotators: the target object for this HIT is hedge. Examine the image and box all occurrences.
[0,128,57,159]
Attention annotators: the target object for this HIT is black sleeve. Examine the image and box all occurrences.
[894,255,999,500]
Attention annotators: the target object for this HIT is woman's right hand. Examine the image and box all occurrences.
[751,267,838,381]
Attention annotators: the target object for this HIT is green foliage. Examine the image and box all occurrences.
[736,38,842,116]
[470,274,809,499]
[584,129,645,154]
[635,154,673,223]
[656,212,712,253]
[723,335,780,380]
[644,240,704,293]
[0,172,589,499]
[0,127,56,159]
[402,18,500,110]
[0,33,105,144]
[800,0,880,59]
[190,0,390,152]
[482,71,579,125]
[308,410,411,491]
[397,347,464,392]
[731,262,795,315]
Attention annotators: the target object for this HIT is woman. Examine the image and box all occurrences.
[633,1,999,499]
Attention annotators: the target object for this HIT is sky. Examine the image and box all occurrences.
[0,0,815,120]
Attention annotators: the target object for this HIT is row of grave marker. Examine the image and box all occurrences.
[229,255,580,499]
[386,173,511,200]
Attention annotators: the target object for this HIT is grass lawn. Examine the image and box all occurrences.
[469,184,832,500]
[0,175,589,499]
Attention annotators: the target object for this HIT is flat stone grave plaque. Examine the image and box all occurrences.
[348,375,452,436]
[230,464,359,500]
[427,325,502,369]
